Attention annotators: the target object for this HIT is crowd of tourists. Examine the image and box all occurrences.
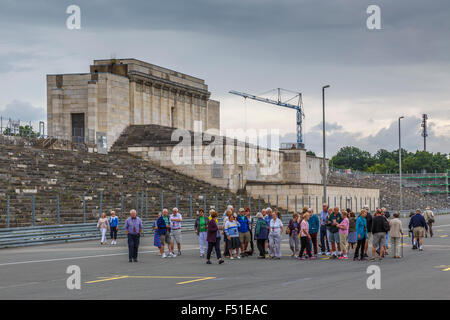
[96,202,435,264]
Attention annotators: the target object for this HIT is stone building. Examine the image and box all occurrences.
[46,58,379,205]
[47,58,220,151]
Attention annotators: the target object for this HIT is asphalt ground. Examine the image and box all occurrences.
[0,216,449,300]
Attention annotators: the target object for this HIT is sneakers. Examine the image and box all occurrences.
[206,260,212,264]
[338,256,348,260]
[162,253,167,258]
[218,259,225,264]
[167,252,176,258]
[178,251,182,256]
[236,255,241,259]
[419,246,423,251]
[298,257,306,260]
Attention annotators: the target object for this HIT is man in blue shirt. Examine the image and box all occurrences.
[409,209,428,251]
[319,203,330,255]
[124,209,143,262]
[237,208,250,256]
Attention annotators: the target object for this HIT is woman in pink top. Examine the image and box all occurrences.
[337,211,349,259]
[298,213,316,260]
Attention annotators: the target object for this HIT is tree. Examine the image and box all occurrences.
[306,150,316,156]
[330,146,374,171]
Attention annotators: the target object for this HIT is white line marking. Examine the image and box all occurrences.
[0,247,199,267]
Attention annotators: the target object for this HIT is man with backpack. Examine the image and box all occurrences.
[423,207,435,238]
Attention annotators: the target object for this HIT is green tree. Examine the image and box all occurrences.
[330,146,374,171]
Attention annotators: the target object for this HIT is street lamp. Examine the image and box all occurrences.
[322,85,330,204]
[399,116,404,211]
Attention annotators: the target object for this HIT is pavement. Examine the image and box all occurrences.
[0,216,449,300]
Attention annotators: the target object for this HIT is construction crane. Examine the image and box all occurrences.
[421,114,428,151]
[229,88,305,148]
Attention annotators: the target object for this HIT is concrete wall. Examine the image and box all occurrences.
[125,142,329,193]
[245,183,380,214]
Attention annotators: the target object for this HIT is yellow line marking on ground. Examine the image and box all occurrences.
[440,235,448,238]
[86,275,129,283]
[443,268,450,272]
[85,275,215,285]
[176,277,216,285]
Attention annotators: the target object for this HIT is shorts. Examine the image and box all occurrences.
[159,233,171,246]
[372,232,386,248]
[328,231,340,243]
[339,233,348,248]
[228,237,241,249]
[413,227,425,238]
[239,231,251,243]
[171,228,182,244]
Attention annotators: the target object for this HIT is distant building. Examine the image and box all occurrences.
[47,58,220,151]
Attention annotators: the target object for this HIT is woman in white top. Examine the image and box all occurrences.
[269,210,283,259]
[97,212,110,245]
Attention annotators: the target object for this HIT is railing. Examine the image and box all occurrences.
[0,215,294,248]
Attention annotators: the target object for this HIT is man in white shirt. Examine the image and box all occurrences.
[170,207,183,256]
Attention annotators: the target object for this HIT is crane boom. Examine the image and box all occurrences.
[229,89,305,148]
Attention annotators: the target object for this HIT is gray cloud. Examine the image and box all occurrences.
[0,0,448,152]
[286,116,450,156]
[0,100,45,122]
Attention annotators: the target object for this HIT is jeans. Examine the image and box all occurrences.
[127,233,140,261]
[354,238,366,259]
[198,231,207,255]
[269,233,282,258]
[310,232,318,255]
[207,239,222,260]
[289,233,299,254]
[110,226,118,240]
[300,236,312,257]
[320,225,330,252]
[100,228,107,243]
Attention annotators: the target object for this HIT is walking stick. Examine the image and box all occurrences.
[401,233,403,258]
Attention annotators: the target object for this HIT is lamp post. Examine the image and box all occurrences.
[399,116,404,211]
[322,85,330,204]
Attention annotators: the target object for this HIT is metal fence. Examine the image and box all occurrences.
[2,191,449,230]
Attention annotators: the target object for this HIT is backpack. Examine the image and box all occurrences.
[383,217,390,232]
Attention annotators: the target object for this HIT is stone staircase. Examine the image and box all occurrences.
[0,141,287,228]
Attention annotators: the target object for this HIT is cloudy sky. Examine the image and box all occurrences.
[0,0,449,156]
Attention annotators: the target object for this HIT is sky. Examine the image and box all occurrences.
[0,0,449,156]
